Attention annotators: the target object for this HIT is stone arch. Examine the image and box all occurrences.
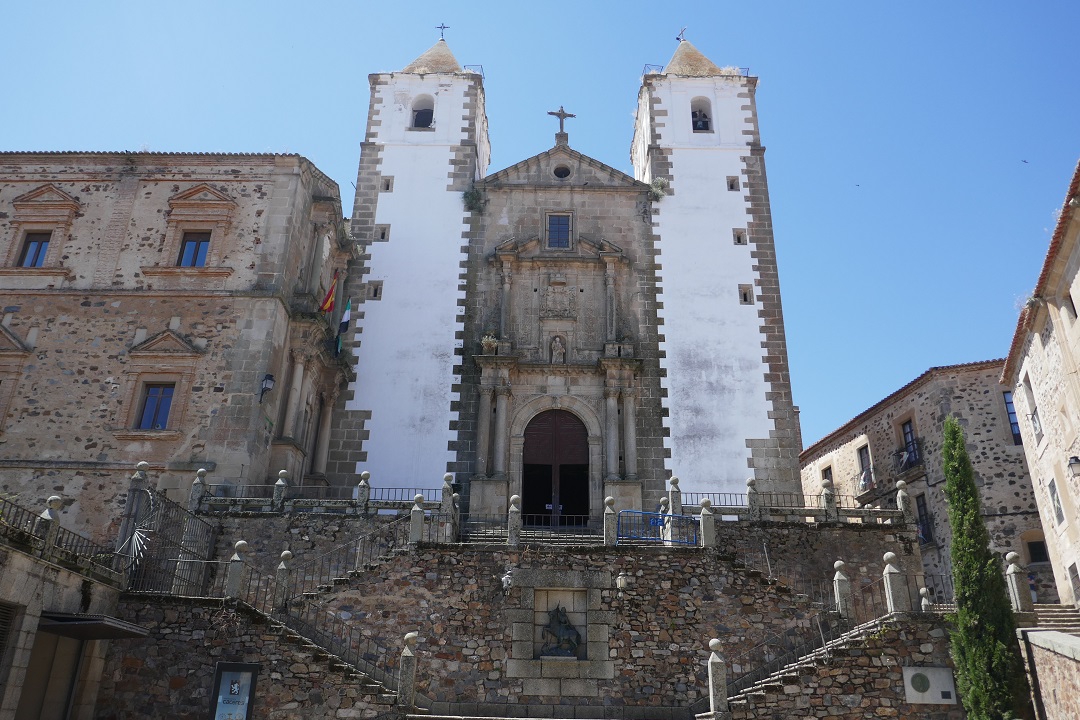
[508,395,603,523]
[690,96,712,132]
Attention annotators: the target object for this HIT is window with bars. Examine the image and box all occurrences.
[547,214,571,249]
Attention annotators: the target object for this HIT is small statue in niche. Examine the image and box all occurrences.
[539,605,581,657]
[550,336,565,364]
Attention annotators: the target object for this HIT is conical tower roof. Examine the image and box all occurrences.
[401,39,462,74]
[663,39,724,77]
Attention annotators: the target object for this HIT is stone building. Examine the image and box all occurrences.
[0,152,352,539]
[329,38,801,521]
[1002,159,1080,606]
[799,359,1056,601]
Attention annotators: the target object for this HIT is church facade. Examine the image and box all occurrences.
[328,39,802,519]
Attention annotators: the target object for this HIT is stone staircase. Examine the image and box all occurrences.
[1032,603,1080,636]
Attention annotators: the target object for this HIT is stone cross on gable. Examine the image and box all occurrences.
[547,106,576,133]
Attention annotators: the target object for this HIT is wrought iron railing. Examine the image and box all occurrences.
[916,516,935,545]
[892,439,923,473]
[854,465,877,494]
[681,492,747,508]
[118,487,217,593]
[0,495,41,545]
[0,495,122,577]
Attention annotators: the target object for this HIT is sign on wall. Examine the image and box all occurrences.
[210,662,259,720]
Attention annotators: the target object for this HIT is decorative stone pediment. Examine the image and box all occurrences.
[0,324,30,355]
[167,183,237,225]
[493,235,627,264]
[129,329,202,356]
[11,184,80,225]
[480,146,649,192]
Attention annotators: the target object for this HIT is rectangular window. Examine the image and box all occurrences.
[1027,540,1050,564]
[898,419,920,468]
[821,466,832,484]
[738,284,754,305]
[1066,293,1078,320]
[915,494,933,544]
[138,383,175,430]
[18,231,51,267]
[857,445,873,490]
[1048,478,1066,525]
[547,214,571,249]
[1003,391,1023,445]
[1069,564,1080,602]
[177,231,211,267]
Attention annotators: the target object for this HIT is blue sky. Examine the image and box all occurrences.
[3,1,1077,447]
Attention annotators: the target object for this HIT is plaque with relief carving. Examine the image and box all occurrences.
[540,286,577,319]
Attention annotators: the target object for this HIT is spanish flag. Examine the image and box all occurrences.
[319,272,338,313]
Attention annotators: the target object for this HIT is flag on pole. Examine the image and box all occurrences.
[319,272,338,313]
[336,297,352,355]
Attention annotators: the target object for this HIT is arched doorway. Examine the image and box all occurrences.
[522,410,589,526]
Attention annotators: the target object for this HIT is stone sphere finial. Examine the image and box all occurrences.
[895,480,907,491]
[443,473,453,483]
[834,560,846,571]
[605,496,615,509]
[920,587,929,598]
[404,631,418,647]
[670,476,680,489]
[700,498,712,510]
[196,468,207,479]
[280,550,293,563]
[278,469,290,480]
[47,495,63,510]
[234,540,249,554]
[746,477,756,489]
[414,494,425,504]
[1006,551,1020,565]
[821,477,833,490]
[360,471,371,481]
[136,461,150,471]
[709,638,723,653]
[883,551,898,565]
[509,495,521,508]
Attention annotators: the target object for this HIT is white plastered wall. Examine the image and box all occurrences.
[345,73,473,483]
[641,76,773,495]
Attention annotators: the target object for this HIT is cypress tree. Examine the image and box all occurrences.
[942,415,1032,720]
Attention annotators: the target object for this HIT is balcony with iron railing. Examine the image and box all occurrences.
[891,439,924,476]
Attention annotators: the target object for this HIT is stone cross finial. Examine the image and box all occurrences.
[547,105,576,133]
[436,23,449,39]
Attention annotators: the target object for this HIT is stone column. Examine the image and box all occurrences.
[34,496,62,557]
[499,262,513,338]
[281,352,307,440]
[312,390,337,475]
[604,260,617,341]
[356,471,371,514]
[492,386,511,480]
[833,560,854,620]
[115,462,151,554]
[409,495,425,545]
[398,632,419,709]
[475,387,494,478]
[699,499,715,547]
[668,477,681,515]
[508,495,521,547]
[272,470,289,512]
[604,496,617,546]
[883,551,911,613]
[707,638,729,715]
[621,388,638,482]
[440,473,455,514]
[225,540,248,599]
[746,478,762,521]
[274,550,292,612]
[1006,552,1034,613]
[822,478,839,522]
[895,480,914,524]
[187,468,207,513]
[604,388,620,481]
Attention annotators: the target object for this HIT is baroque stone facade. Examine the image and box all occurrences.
[1002,159,1080,606]
[0,152,352,539]
[799,360,1056,601]
[338,38,801,525]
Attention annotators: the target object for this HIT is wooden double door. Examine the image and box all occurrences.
[522,410,589,526]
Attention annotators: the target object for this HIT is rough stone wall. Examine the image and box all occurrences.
[800,362,1053,599]
[729,616,964,720]
[1026,631,1080,720]
[0,154,346,540]
[95,596,393,720]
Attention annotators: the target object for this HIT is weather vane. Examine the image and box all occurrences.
[676,27,687,42]
[437,23,449,40]
[547,105,576,134]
